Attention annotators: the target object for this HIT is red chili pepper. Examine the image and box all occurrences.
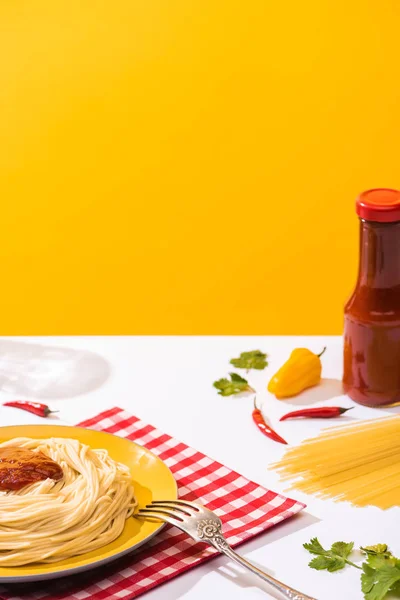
[280,406,353,421]
[2,401,58,418]
[252,398,287,444]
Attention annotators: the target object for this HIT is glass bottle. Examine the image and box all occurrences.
[343,188,400,407]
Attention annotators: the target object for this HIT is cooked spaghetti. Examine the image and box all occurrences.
[0,437,137,566]
[272,416,400,509]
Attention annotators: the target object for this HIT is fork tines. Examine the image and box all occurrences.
[136,499,202,523]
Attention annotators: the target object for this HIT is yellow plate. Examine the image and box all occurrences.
[0,424,178,583]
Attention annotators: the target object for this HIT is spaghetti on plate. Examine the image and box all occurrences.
[0,437,137,566]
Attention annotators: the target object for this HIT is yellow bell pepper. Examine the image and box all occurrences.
[267,347,326,399]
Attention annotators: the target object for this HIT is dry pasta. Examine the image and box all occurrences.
[0,437,137,566]
[272,416,400,509]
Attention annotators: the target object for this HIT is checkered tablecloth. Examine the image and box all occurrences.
[0,407,305,600]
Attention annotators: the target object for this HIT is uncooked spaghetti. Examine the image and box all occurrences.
[0,437,137,566]
[272,416,400,509]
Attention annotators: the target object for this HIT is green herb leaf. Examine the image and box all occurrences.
[304,539,400,600]
[303,537,358,573]
[213,373,255,396]
[303,538,327,556]
[309,555,346,572]
[331,541,355,558]
[361,554,400,600]
[361,545,391,557]
[230,373,248,383]
[230,350,268,371]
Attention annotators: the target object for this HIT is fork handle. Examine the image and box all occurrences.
[209,537,317,600]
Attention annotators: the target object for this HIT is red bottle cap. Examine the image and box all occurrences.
[356,188,400,223]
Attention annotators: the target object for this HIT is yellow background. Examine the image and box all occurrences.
[1,1,399,334]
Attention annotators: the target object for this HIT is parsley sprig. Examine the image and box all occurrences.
[304,538,359,572]
[304,538,400,600]
[213,373,255,396]
[230,350,268,371]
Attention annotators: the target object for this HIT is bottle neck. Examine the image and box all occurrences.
[357,219,400,288]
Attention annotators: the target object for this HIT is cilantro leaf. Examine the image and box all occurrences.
[213,373,255,396]
[309,555,346,572]
[361,545,391,557]
[361,554,400,600]
[391,581,400,595]
[304,537,359,572]
[331,541,355,558]
[303,538,327,556]
[362,564,377,595]
[304,538,400,600]
[230,350,268,371]
[230,373,248,383]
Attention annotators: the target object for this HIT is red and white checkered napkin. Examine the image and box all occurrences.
[0,407,305,600]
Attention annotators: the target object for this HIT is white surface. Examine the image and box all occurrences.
[0,336,399,600]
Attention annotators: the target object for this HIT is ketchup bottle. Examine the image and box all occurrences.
[343,189,400,407]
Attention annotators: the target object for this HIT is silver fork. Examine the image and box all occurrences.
[136,499,317,600]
